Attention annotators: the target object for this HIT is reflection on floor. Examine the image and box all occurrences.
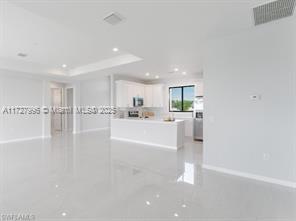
[0,130,295,220]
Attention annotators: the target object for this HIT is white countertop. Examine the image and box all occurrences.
[111,118,184,125]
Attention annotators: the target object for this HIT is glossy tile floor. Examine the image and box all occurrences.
[1,130,296,221]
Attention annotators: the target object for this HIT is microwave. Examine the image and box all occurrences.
[133,97,144,107]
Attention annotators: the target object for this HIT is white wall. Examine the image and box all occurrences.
[0,69,111,141]
[204,17,296,185]
[79,76,110,132]
[0,70,46,142]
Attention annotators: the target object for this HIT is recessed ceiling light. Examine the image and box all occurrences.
[113,48,119,52]
[156,194,160,198]
[55,184,59,188]
[17,53,27,58]
[182,204,187,208]
[62,64,67,68]
[174,213,179,217]
[145,72,150,76]
[174,68,179,72]
[182,71,187,75]
[61,212,67,217]
[155,75,159,79]
[146,201,151,206]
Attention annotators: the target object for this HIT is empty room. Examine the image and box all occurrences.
[0,0,296,220]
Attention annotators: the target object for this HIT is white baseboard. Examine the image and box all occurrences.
[202,164,296,189]
[75,127,110,134]
[110,136,180,150]
[0,135,50,144]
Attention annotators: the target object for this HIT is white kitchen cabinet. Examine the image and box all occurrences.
[116,81,128,107]
[134,84,144,98]
[116,80,164,108]
[152,84,164,107]
[144,85,153,107]
[126,84,134,107]
[116,81,135,107]
[144,84,164,108]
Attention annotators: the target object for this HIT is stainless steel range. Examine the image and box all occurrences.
[128,110,139,118]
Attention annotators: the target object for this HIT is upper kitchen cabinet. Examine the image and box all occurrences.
[144,84,164,107]
[151,84,164,107]
[116,80,145,108]
[144,85,153,107]
[134,84,145,98]
[115,80,164,108]
[116,81,131,107]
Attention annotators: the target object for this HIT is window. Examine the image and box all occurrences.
[169,85,195,112]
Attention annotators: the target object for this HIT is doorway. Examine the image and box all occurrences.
[66,88,74,132]
[50,86,74,135]
[51,88,63,135]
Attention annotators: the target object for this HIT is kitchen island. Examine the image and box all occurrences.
[110,118,185,150]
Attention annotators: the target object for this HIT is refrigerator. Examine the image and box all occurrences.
[193,96,203,141]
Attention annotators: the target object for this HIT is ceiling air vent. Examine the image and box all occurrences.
[103,12,125,25]
[17,53,27,58]
[253,0,296,26]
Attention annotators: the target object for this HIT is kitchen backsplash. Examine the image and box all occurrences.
[115,107,165,119]
[115,107,193,119]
